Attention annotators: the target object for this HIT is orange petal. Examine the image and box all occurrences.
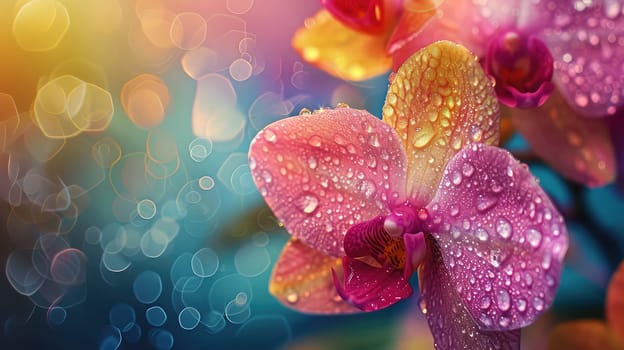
[292,10,392,81]
[548,320,623,350]
[386,1,439,54]
[607,261,624,341]
[269,239,360,315]
[510,89,615,187]
[382,41,500,205]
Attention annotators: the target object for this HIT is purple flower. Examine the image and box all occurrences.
[249,41,568,349]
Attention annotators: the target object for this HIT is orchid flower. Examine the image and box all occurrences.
[249,41,568,349]
[291,0,445,80]
[390,0,623,187]
[549,261,624,350]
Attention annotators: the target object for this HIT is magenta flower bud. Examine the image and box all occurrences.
[485,30,554,109]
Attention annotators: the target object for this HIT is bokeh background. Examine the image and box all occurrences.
[0,1,622,349]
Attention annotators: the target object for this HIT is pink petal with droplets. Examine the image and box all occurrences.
[249,108,407,257]
[510,89,615,187]
[269,239,360,315]
[333,256,412,311]
[419,238,521,349]
[607,261,624,340]
[536,0,624,117]
[425,143,568,331]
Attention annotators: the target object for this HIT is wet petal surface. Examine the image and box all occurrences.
[426,144,568,330]
[383,41,500,205]
[537,0,624,117]
[510,90,615,187]
[269,239,360,315]
[249,108,407,256]
[420,238,521,349]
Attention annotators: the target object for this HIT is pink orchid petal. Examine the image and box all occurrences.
[420,238,521,349]
[607,261,624,340]
[333,256,412,311]
[249,108,407,257]
[510,89,615,187]
[537,1,624,117]
[383,41,500,206]
[269,239,360,315]
[425,143,568,331]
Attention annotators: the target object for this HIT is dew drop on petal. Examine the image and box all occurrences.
[516,297,527,312]
[526,228,542,248]
[480,296,491,310]
[308,135,322,147]
[476,195,498,212]
[298,194,319,214]
[495,218,513,239]
[475,227,489,242]
[496,289,511,312]
[461,162,475,177]
[532,296,544,311]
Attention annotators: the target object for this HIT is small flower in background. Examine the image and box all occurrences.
[291,0,445,80]
[549,261,624,350]
[294,0,623,187]
[249,41,568,349]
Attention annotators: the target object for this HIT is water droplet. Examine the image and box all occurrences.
[298,194,319,214]
[498,316,511,327]
[299,108,312,115]
[451,136,463,150]
[450,205,460,217]
[286,291,299,304]
[308,135,322,147]
[476,195,498,212]
[526,228,542,248]
[307,156,317,169]
[451,171,462,185]
[417,208,429,221]
[358,180,376,198]
[263,129,277,143]
[475,227,488,242]
[516,297,527,312]
[461,162,475,177]
[495,218,513,239]
[336,102,350,108]
[532,296,544,311]
[413,122,435,148]
[470,125,483,142]
[480,296,491,309]
[496,289,511,311]
[419,299,427,314]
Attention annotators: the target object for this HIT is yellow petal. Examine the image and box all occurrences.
[382,41,500,204]
[292,10,392,81]
[269,238,360,315]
